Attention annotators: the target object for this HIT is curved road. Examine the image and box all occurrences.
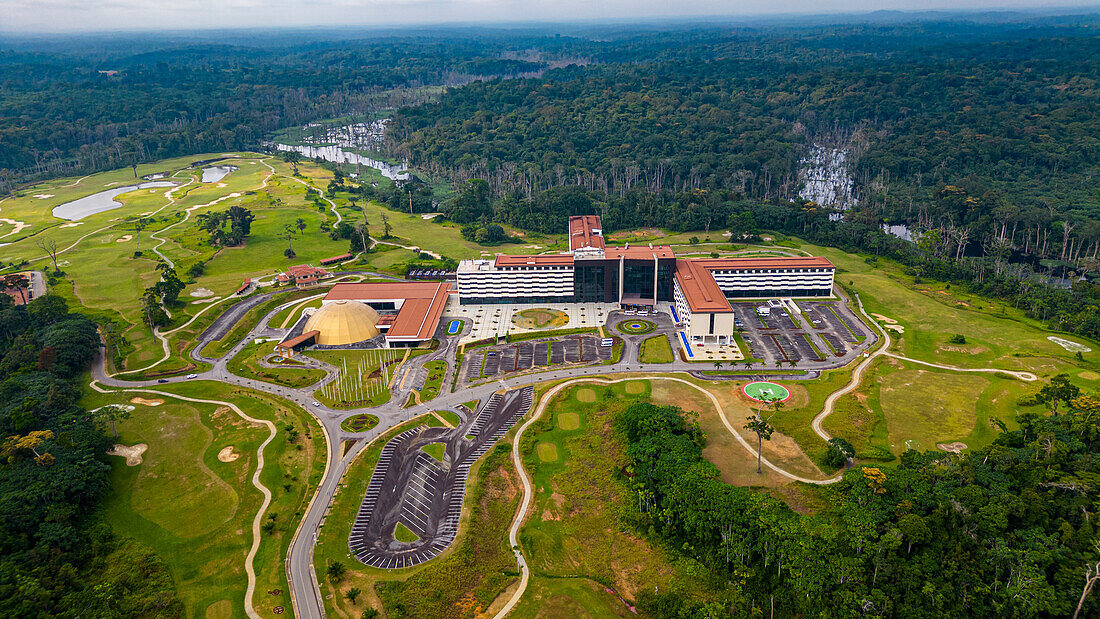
[91,284,1039,618]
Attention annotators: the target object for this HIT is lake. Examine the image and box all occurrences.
[202,165,238,183]
[271,143,409,180]
[52,181,176,221]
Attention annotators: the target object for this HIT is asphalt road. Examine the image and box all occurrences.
[90,284,879,619]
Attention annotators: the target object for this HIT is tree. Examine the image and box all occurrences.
[283,224,297,258]
[744,414,775,474]
[824,437,855,467]
[295,217,307,234]
[327,561,346,583]
[2,274,28,304]
[1037,374,1081,415]
[36,238,60,273]
[95,405,131,439]
[380,211,392,239]
[133,217,150,254]
[154,262,184,305]
[346,587,361,603]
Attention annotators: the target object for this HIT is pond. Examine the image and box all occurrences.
[51,181,176,221]
[201,165,238,183]
[271,143,409,180]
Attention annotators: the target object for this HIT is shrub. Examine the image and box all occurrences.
[948,334,967,344]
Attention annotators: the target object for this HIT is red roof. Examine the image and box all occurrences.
[674,260,733,313]
[278,330,319,349]
[605,245,675,260]
[688,256,835,271]
[320,253,353,265]
[236,280,252,294]
[494,254,575,267]
[569,215,605,251]
[322,281,452,342]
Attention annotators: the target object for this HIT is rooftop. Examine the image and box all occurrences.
[568,215,605,252]
[606,245,676,260]
[324,281,452,341]
[688,256,835,271]
[674,260,733,313]
[493,254,575,268]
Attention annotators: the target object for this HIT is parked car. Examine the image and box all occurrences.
[186,373,197,379]
[312,401,321,407]
[600,338,614,347]
[157,378,169,384]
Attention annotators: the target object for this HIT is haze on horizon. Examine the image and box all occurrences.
[1,0,1096,34]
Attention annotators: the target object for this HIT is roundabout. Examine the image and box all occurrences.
[616,319,656,335]
[742,381,791,403]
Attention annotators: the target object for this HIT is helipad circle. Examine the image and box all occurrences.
[742,381,791,403]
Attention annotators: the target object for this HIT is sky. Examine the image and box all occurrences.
[0,0,1095,33]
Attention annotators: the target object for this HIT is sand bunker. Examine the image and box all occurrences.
[937,442,968,454]
[870,313,898,324]
[883,324,905,333]
[130,397,163,406]
[1048,336,1092,353]
[189,287,215,297]
[107,443,148,466]
[217,446,240,462]
[115,234,133,242]
[33,194,55,199]
[0,218,29,237]
[60,222,83,228]
[91,404,135,413]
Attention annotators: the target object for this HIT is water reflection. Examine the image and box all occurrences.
[52,181,176,221]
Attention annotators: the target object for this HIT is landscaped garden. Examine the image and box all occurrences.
[511,307,569,330]
[615,318,656,335]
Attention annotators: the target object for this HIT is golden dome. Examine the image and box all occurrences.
[303,300,381,345]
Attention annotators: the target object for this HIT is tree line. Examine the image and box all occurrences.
[615,398,1100,617]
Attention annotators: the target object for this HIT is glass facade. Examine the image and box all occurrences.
[575,263,614,303]
[724,288,831,298]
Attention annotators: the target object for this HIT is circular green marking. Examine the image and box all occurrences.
[742,381,791,403]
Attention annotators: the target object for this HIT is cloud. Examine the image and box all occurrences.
[0,0,1091,33]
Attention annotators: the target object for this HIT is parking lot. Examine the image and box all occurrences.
[348,387,534,569]
[462,335,612,384]
[733,299,868,365]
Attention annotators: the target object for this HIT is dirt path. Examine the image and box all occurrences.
[88,382,277,619]
[494,375,840,619]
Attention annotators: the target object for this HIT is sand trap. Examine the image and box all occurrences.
[130,397,163,406]
[1048,336,1092,353]
[937,442,967,454]
[60,222,83,228]
[870,313,898,324]
[217,446,240,462]
[0,218,29,237]
[91,404,135,413]
[883,324,905,333]
[107,443,148,466]
[33,194,55,199]
[115,234,133,242]
[189,287,215,297]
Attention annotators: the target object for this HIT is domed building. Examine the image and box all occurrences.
[302,300,381,345]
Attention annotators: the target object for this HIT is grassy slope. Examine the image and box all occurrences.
[638,334,673,363]
[81,380,325,618]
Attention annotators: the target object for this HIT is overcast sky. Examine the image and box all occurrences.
[1,0,1095,33]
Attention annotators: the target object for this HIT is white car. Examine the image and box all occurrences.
[312,401,321,407]
[186,373,198,379]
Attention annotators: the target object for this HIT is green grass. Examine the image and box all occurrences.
[615,318,657,335]
[639,334,674,363]
[340,413,380,433]
[421,442,446,462]
[394,522,420,543]
[517,380,719,609]
[420,360,447,402]
[307,349,404,409]
[81,380,324,618]
[512,308,569,330]
[436,409,461,426]
[226,341,325,388]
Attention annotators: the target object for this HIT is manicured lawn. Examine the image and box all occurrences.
[226,341,326,388]
[307,349,404,409]
[340,413,380,433]
[420,442,446,462]
[419,360,447,402]
[394,522,420,543]
[436,409,461,426]
[638,334,673,363]
[512,308,568,330]
[615,318,656,335]
[81,380,324,618]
